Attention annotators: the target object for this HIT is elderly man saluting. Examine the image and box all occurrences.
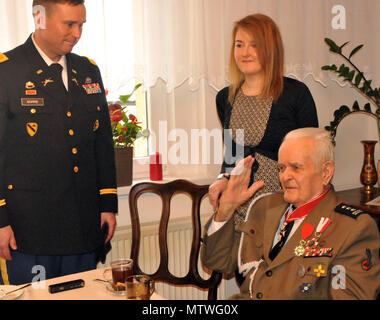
[201,127,380,300]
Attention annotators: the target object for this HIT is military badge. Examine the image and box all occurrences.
[299,282,312,294]
[36,69,43,75]
[82,83,102,95]
[26,122,38,137]
[43,78,54,87]
[25,90,37,95]
[93,119,100,131]
[25,81,35,89]
[361,249,373,271]
[313,263,326,277]
[72,78,79,86]
[85,77,92,84]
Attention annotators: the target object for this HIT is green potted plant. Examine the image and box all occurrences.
[108,83,147,186]
[322,39,380,191]
[321,38,380,140]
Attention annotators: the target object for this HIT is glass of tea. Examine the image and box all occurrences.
[103,259,133,292]
[125,275,155,300]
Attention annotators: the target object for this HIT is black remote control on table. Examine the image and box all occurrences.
[48,279,85,294]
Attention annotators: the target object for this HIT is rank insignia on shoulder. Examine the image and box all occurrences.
[85,56,97,66]
[335,203,366,219]
[0,52,9,63]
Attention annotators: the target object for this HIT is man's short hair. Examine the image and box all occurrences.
[283,128,335,167]
[33,0,84,6]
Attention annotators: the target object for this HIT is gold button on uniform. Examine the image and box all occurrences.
[97,106,101,111]
[69,129,74,136]
[73,166,79,173]
[30,108,36,114]
[72,148,78,154]
[67,111,72,117]
[7,185,13,190]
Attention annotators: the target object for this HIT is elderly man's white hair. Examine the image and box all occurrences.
[282,127,335,168]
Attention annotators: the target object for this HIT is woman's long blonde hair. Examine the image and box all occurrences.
[228,14,284,105]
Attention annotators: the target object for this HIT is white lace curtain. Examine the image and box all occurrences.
[133,0,380,92]
[1,0,378,94]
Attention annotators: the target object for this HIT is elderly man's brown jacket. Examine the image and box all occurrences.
[201,189,380,300]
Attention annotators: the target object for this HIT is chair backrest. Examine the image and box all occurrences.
[128,179,222,300]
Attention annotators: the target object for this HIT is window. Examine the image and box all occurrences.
[72,0,149,162]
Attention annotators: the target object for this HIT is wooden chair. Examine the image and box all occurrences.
[128,179,222,300]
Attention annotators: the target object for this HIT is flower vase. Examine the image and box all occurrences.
[114,147,133,187]
[360,140,378,194]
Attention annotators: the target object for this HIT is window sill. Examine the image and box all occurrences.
[117,176,215,197]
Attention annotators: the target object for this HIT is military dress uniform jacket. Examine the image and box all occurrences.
[0,35,118,255]
[201,190,380,300]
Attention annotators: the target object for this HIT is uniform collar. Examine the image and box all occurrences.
[31,33,67,70]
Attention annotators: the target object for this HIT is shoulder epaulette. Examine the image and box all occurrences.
[0,52,9,63]
[335,203,367,219]
[84,56,97,66]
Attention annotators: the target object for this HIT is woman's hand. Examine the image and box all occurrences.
[209,177,229,212]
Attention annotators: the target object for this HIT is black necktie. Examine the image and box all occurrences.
[269,220,294,261]
[49,63,67,93]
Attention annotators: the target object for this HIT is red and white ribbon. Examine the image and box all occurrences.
[316,217,331,234]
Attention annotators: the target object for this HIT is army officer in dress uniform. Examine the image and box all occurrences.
[201,128,380,299]
[0,0,118,284]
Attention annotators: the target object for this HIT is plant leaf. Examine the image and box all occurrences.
[349,44,363,59]
[354,73,363,86]
[324,38,340,53]
[322,65,332,70]
[346,70,355,82]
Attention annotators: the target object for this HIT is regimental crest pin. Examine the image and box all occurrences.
[25,81,35,89]
[26,122,38,137]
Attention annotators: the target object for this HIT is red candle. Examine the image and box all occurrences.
[149,152,163,181]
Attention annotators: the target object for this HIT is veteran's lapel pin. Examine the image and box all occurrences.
[26,122,38,137]
[85,77,92,84]
[25,81,35,89]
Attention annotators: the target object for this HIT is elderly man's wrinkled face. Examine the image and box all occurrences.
[278,138,328,207]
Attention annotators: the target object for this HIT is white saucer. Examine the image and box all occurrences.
[105,282,126,296]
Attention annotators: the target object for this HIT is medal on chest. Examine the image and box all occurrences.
[294,217,333,257]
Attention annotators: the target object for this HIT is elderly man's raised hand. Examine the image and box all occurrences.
[215,156,264,222]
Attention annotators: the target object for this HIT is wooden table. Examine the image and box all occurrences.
[336,187,380,228]
[0,268,164,300]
